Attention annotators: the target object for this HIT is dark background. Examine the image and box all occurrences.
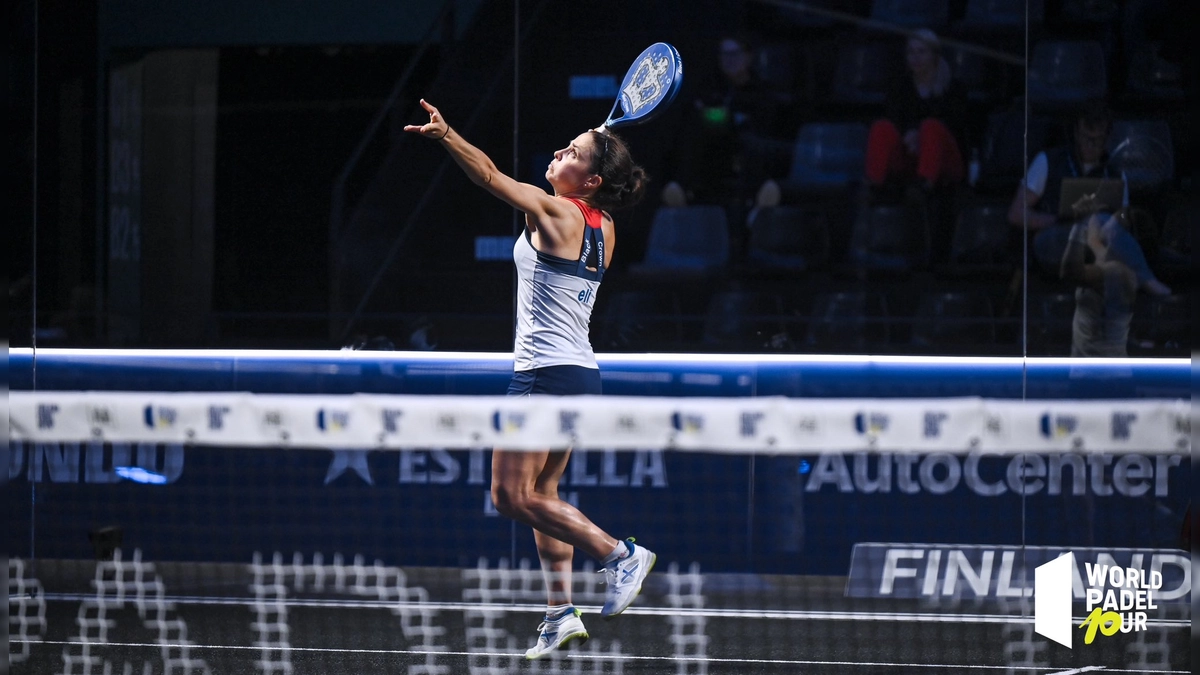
[9,0,1194,356]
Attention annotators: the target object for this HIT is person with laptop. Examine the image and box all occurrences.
[1007,99,1171,296]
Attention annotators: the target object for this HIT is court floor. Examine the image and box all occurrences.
[10,558,1190,674]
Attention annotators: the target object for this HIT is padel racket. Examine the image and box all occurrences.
[603,43,683,129]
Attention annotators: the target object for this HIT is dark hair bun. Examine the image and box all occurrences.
[589,131,648,212]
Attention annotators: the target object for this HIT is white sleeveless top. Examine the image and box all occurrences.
[512,198,606,371]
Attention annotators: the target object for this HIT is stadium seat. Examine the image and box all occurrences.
[910,291,997,350]
[960,0,1044,27]
[1107,120,1174,193]
[848,204,931,273]
[1147,295,1188,356]
[830,42,895,106]
[1124,43,1185,101]
[756,43,799,97]
[786,123,869,190]
[702,291,786,350]
[638,206,730,273]
[745,206,831,272]
[945,46,1007,103]
[1061,0,1118,23]
[1030,292,1075,355]
[1027,40,1107,108]
[975,110,1054,194]
[945,202,1012,275]
[1156,205,1191,283]
[805,291,890,350]
[869,0,949,28]
[771,0,864,29]
[1130,294,1187,356]
[596,290,683,351]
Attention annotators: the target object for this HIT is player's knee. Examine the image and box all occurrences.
[490,482,529,519]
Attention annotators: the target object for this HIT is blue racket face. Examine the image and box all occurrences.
[605,43,683,129]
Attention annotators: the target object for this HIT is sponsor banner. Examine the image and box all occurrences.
[847,543,1190,603]
[803,451,1185,497]
[4,441,1189,576]
[10,393,1191,453]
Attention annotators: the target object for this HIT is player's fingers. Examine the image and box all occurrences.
[402,125,422,133]
[419,98,436,114]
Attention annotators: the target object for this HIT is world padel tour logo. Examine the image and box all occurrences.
[1035,552,1162,648]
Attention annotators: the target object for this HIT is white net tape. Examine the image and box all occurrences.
[9,392,1190,454]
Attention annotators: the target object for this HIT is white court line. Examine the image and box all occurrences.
[1047,668,1106,674]
[15,641,1189,673]
[33,593,1191,628]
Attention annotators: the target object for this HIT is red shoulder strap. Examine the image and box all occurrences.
[562,197,603,229]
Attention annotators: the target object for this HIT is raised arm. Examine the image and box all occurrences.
[403,99,571,224]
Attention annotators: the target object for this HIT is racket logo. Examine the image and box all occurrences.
[739,412,764,437]
[922,411,948,438]
[38,404,60,429]
[382,409,404,433]
[1110,412,1137,440]
[208,405,230,430]
[621,54,672,114]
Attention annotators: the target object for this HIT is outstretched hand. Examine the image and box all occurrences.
[403,99,450,140]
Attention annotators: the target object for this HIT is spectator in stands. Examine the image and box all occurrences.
[660,33,783,253]
[1058,210,1139,356]
[864,29,968,194]
[1007,99,1171,296]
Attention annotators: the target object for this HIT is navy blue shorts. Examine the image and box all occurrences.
[507,365,602,396]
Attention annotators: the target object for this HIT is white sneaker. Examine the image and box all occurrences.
[524,607,589,660]
[599,539,656,618]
